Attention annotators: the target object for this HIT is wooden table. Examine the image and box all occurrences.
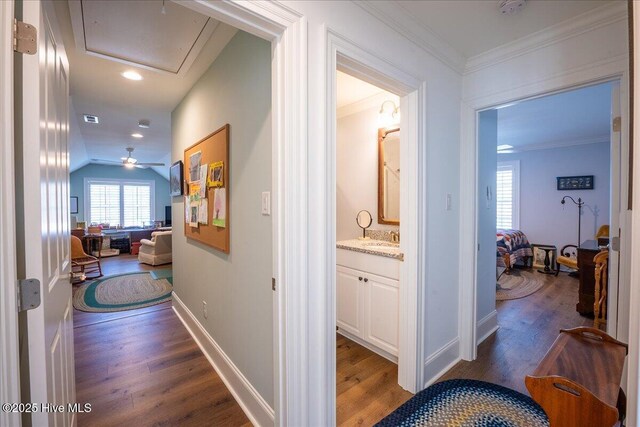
[577,240,608,316]
[526,327,627,427]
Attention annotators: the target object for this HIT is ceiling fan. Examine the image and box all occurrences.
[91,147,165,168]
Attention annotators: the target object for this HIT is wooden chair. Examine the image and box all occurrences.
[594,250,609,329]
[71,235,103,280]
[556,224,609,276]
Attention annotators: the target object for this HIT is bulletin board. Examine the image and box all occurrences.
[183,124,230,253]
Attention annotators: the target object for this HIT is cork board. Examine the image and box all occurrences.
[183,124,230,253]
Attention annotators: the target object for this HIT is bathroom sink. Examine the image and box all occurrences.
[362,241,400,248]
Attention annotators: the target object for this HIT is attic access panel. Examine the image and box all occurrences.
[71,0,218,75]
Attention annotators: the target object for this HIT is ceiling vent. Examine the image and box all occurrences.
[83,114,99,124]
[138,119,150,129]
[498,0,526,16]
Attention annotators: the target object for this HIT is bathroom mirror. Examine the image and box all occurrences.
[378,127,400,225]
[356,209,373,239]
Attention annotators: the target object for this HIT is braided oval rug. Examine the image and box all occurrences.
[73,272,172,313]
[376,379,549,427]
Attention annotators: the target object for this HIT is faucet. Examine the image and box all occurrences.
[390,231,400,243]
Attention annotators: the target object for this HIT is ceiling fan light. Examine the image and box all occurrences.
[124,163,135,169]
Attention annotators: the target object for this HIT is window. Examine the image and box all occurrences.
[85,179,154,227]
[496,160,519,230]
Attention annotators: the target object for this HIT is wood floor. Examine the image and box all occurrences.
[439,269,592,395]
[336,334,413,426]
[73,255,251,426]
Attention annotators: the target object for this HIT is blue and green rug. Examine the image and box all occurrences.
[73,271,173,313]
[376,379,549,427]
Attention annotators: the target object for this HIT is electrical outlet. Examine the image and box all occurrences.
[202,301,208,319]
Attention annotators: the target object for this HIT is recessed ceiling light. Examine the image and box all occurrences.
[131,133,143,138]
[122,70,143,81]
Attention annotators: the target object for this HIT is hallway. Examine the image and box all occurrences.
[73,256,250,426]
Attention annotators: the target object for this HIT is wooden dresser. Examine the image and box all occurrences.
[576,240,607,316]
[526,327,627,427]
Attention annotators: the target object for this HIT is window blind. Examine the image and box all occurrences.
[89,183,120,226]
[123,184,152,227]
[496,165,514,229]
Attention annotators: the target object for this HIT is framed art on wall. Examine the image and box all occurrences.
[70,196,78,214]
[170,161,184,196]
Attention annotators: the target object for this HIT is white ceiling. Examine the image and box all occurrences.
[55,1,238,178]
[396,0,613,58]
[497,81,612,151]
[336,71,390,108]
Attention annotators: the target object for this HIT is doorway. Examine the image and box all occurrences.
[467,80,623,388]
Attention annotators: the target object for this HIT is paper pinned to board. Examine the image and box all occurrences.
[198,198,208,224]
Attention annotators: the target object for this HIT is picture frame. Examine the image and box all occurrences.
[70,196,78,214]
[556,175,594,190]
[531,244,557,270]
[170,161,184,196]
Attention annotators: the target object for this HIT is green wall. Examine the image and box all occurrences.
[70,164,170,222]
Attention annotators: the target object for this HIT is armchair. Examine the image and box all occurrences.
[138,231,172,266]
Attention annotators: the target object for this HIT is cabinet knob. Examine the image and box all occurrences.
[364,278,368,283]
[358,277,363,281]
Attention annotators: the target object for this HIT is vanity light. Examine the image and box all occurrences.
[378,100,400,128]
[122,70,143,81]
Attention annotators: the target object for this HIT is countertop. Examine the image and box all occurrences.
[336,239,403,261]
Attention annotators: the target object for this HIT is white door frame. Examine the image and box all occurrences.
[325,30,426,400]
[0,1,21,426]
[175,1,309,424]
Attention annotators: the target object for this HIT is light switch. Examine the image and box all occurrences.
[262,191,271,215]
[445,193,452,211]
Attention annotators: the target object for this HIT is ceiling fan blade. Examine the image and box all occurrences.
[136,162,166,166]
[91,158,124,165]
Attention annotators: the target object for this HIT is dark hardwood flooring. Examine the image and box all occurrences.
[439,269,592,395]
[336,334,413,426]
[73,255,251,426]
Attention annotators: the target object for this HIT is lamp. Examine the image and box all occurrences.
[561,196,584,248]
[378,100,400,128]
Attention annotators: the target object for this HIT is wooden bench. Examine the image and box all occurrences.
[525,327,627,427]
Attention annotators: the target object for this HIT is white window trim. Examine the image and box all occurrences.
[497,160,520,230]
[83,177,155,226]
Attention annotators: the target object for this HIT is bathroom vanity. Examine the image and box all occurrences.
[336,238,402,361]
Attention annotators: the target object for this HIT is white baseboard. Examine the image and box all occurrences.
[172,293,274,426]
[477,310,499,345]
[337,328,398,363]
[423,338,460,387]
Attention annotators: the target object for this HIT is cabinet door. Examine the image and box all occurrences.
[336,266,365,337]
[364,273,399,356]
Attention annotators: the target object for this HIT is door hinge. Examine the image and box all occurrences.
[13,19,37,55]
[613,116,621,132]
[272,277,276,291]
[17,278,41,312]
[611,236,621,252]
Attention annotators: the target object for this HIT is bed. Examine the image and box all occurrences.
[497,229,533,273]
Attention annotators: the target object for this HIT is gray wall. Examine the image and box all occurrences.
[498,142,610,251]
[70,163,170,222]
[171,32,273,405]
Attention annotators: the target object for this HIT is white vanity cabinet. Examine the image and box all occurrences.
[336,248,400,359]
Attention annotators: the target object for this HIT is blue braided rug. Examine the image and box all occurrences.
[376,379,549,427]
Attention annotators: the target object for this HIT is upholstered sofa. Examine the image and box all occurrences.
[138,230,172,266]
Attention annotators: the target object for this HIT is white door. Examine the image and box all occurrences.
[476,109,498,341]
[19,1,75,426]
[364,273,399,356]
[336,266,364,337]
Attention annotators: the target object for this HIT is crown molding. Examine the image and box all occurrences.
[500,135,610,154]
[465,2,628,75]
[337,91,398,119]
[354,1,466,75]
